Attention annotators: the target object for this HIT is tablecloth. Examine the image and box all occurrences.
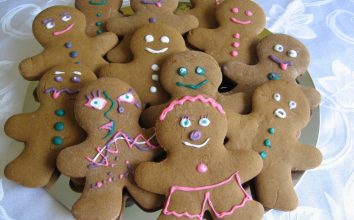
[0,0,353,219]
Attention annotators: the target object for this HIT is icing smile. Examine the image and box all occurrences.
[53,23,75,36]
[44,87,79,99]
[145,47,168,54]
[176,79,209,90]
[269,55,293,71]
[89,0,107,5]
[141,0,163,7]
[182,138,210,148]
[230,17,252,25]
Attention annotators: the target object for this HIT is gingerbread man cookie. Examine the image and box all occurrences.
[106,0,198,62]
[187,0,265,65]
[57,77,163,220]
[100,23,187,107]
[141,51,250,128]
[75,0,123,36]
[226,80,322,210]
[223,33,321,108]
[4,64,97,188]
[135,95,264,220]
[19,6,118,80]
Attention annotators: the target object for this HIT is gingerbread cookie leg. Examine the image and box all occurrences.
[106,35,133,63]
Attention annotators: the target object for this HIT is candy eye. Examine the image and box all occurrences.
[287,50,298,58]
[160,36,170,44]
[61,14,72,22]
[195,66,206,75]
[289,100,297,109]
[45,21,55,29]
[145,35,154,43]
[54,76,63,82]
[273,93,281,101]
[86,97,107,110]
[231,7,239,13]
[273,44,284,52]
[245,10,253,16]
[178,67,188,76]
[71,76,81,83]
[118,93,135,103]
[199,117,210,127]
[180,116,191,128]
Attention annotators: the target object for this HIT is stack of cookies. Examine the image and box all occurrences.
[3,0,323,219]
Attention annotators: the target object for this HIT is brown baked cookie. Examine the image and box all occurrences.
[106,0,198,62]
[4,64,96,188]
[141,51,249,128]
[75,0,123,36]
[178,0,223,28]
[223,33,321,109]
[57,77,163,220]
[187,0,265,65]
[226,80,322,210]
[135,95,264,220]
[19,6,118,80]
[100,23,187,107]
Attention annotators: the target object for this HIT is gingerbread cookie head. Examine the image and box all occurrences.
[216,0,265,32]
[37,64,97,103]
[160,51,222,97]
[157,95,227,154]
[130,23,186,59]
[253,80,310,128]
[257,34,310,78]
[131,0,179,11]
[33,6,86,46]
[74,77,142,138]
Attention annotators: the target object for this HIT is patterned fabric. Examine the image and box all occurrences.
[0,0,353,219]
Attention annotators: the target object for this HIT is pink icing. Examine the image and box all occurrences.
[231,7,239,13]
[232,42,240,48]
[159,95,225,121]
[162,172,252,220]
[245,10,253,16]
[197,163,208,173]
[231,50,239,57]
[233,33,240,39]
[230,17,252,25]
[53,23,75,36]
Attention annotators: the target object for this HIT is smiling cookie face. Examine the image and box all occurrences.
[131,0,179,11]
[257,34,310,77]
[156,96,227,153]
[160,51,222,97]
[37,64,96,102]
[216,0,265,31]
[33,6,86,45]
[130,23,186,58]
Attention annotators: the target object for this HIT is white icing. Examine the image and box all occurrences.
[145,34,154,43]
[145,47,168,54]
[273,44,284,52]
[160,36,170,43]
[151,64,159,71]
[273,93,281,101]
[149,86,157,93]
[199,118,210,127]
[274,108,287,118]
[182,138,210,148]
[289,100,297,109]
[152,74,159,81]
[287,50,298,58]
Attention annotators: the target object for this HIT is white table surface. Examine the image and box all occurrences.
[0,0,353,219]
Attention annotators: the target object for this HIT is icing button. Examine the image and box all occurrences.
[152,74,159,81]
[52,136,63,145]
[151,64,159,71]
[230,50,239,57]
[150,86,157,93]
[149,17,157,23]
[64,42,72,48]
[267,72,280,80]
[54,122,64,131]
[233,33,240,39]
[97,13,103,17]
[264,139,271,147]
[55,109,65,117]
[232,42,240,48]
[70,51,78,58]
[96,21,102,26]
[97,30,103,34]
[197,163,208,173]
[259,151,267,159]
[268,128,275,135]
[75,61,81,64]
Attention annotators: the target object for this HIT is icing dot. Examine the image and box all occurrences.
[96,182,103,188]
[264,139,271,147]
[267,72,280,80]
[54,122,64,131]
[232,42,240,48]
[152,74,159,81]
[151,64,159,71]
[55,109,65,117]
[75,61,81,64]
[96,21,103,27]
[149,17,157,23]
[231,50,239,57]
[197,163,208,173]
[259,151,267,159]
[97,30,103,34]
[195,66,206,75]
[233,33,240,39]
[245,10,253,16]
[178,67,188,76]
[268,128,275,135]
[231,7,239,13]
[54,76,64,82]
[97,13,103,17]
[64,42,72,48]
[52,136,63,145]
[119,174,124,179]
[70,51,78,58]
[150,86,157,93]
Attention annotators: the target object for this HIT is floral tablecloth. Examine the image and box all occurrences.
[0,0,353,219]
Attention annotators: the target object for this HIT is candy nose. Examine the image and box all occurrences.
[189,130,202,141]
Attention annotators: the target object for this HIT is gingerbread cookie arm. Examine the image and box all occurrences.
[187,28,213,50]
[290,143,322,171]
[106,35,133,63]
[106,16,141,36]
[93,32,119,55]
[126,182,164,210]
[230,149,263,183]
[4,113,32,141]
[217,92,252,114]
[299,86,321,109]
[222,61,256,93]
[174,15,199,34]
[140,104,165,129]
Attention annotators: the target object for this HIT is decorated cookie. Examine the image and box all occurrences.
[100,23,187,107]
[19,5,118,80]
[223,33,321,108]
[106,0,198,62]
[4,64,97,188]
[135,95,264,220]
[187,0,265,65]
[57,77,163,220]
[75,0,123,36]
[178,0,223,28]
[141,51,250,128]
[226,80,322,210]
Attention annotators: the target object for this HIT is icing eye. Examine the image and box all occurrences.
[245,10,253,16]
[273,93,281,101]
[273,44,284,52]
[199,117,210,127]
[45,21,55,29]
[180,116,192,128]
[289,100,297,109]
[287,50,298,58]
[145,35,154,43]
[61,14,72,22]
[160,36,170,44]
[118,93,135,104]
[71,76,81,83]
[195,66,206,75]
[86,97,107,110]
[231,7,239,13]
[178,67,188,76]
[54,76,63,82]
